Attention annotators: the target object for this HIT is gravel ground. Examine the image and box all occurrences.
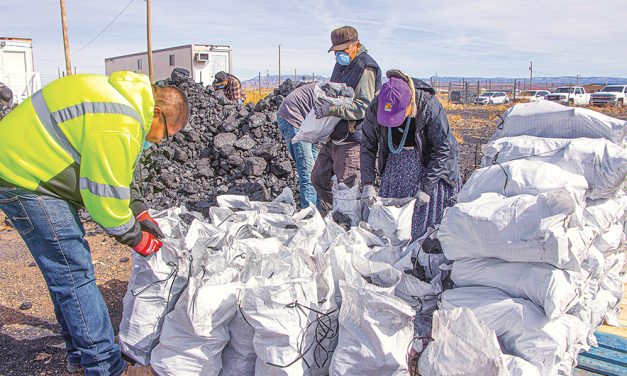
[0,102,624,375]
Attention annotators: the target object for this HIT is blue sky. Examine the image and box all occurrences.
[4,0,627,82]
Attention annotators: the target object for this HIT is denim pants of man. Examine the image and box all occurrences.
[0,187,126,376]
[277,116,319,208]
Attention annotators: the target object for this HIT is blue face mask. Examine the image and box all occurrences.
[143,141,153,151]
[335,51,351,66]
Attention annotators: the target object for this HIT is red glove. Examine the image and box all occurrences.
[133,232,163,257]
[137,211,165,238]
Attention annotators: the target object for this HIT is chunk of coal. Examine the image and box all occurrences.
[245,157,267,176]
[270,160,293,177]
[19,301,32,310]
[234,135,256,151]
[213,132,237,155]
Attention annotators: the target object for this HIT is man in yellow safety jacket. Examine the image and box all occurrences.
[0,71,189,375]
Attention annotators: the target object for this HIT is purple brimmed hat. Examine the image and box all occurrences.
[377,77,412,127]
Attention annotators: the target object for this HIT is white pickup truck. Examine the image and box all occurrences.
[545,86,590,106]
[590,85,627,107]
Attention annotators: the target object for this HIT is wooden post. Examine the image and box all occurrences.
[513,79,517,100]
[146,0,154,82]
[59,0,72,75]
[258,72,261,95]
[448,82,452,104]
[278,44,281,87]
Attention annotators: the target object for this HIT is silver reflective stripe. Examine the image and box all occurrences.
[79,177,131,200]
[105,216,136,236]
[52,102,142,125]
[31,90,81,163]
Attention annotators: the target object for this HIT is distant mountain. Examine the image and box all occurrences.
[241,74,626,89]
[242,74,329,88]
[425,76,627,85]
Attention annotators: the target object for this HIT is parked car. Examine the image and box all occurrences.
[475,91,510,105]
[545,87,590,106]
[519,90,551,101]
[450,90,477,104]
[590,85,627,107]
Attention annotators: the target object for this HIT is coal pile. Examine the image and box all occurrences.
[139,78,309,212]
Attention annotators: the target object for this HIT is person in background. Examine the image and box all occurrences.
[311,25,381,212]
[276,83,319,208]
[360,70,461,240]
[212,71,246,103]
[0,82,13,116]
[0,71,189,375]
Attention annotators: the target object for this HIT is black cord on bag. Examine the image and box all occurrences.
[132,261,178,297]
[406,335,434,375]
[265,301,338,370]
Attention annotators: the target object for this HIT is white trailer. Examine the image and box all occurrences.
[105,44,232,84]
[0,37,41,104]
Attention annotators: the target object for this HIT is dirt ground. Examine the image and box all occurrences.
[0,102,624,375]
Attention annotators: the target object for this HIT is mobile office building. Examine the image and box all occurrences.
[0,37,41,103]
[105,44,232,84]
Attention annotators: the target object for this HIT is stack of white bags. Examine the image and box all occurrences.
[118,185,445,375]
[425,101,627,375]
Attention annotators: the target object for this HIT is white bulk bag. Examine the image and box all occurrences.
[418,307,508,376]
[332,181,363,226]
[481,136,627,200]
[366,197,416,244]
[394,273,441,353]
[439,192,593,270]
[501,355,541,376]
[458,159,589,205]
[451,258,583,319]
[220,307,256,376]
[209,207,258,233]
[150,268,239,376]
[440,286,587,375]
[292,83,355,144]
[119,237,191,365]
[241,276,335,376]
[584,193,627,232]
[592,223,625,255]
[329,280,416,375]
[221,244,292,376]
[487,100,626,144]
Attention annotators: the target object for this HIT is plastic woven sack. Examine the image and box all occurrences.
[292,83,354,144]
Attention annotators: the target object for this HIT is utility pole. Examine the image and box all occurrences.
[59,0,72,75]
[576,74,580,86]
[146,0,154,82]
[529,61,533,89]
[278,44,281,87]
[294,68,297,81]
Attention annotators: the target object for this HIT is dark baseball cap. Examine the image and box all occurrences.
[328,26,359,52]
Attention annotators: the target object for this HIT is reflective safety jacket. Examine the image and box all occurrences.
[0,71,154,246]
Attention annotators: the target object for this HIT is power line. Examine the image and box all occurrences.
[35,0,136,63]
[72,0,136,55]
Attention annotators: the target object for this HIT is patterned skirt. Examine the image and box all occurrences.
[380,148,460,240]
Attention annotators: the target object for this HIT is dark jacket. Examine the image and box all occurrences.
[360,78,460,193]
[329,51,381,143]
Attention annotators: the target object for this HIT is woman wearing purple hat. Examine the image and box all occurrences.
[360,70,461,239]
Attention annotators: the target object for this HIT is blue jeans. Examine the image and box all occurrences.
[0,187,126,376]
[277,116,319,208]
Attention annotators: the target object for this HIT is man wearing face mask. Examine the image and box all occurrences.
[311,25,381,212]
[212,71,246,103]
[0,71,189,375]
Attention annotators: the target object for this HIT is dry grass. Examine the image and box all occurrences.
[244,88,274,105]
